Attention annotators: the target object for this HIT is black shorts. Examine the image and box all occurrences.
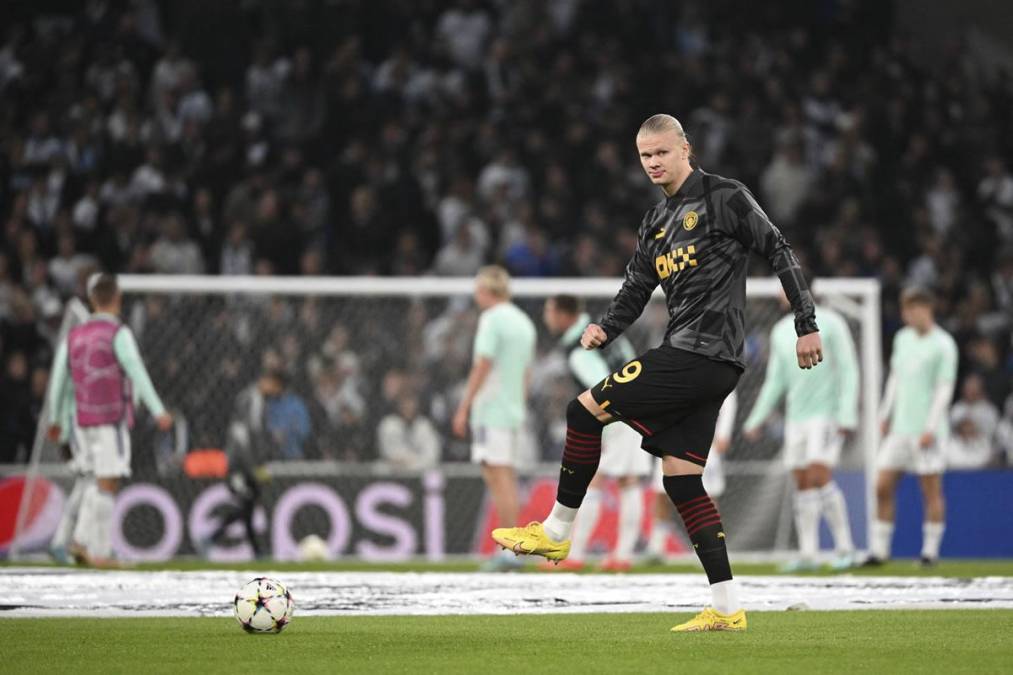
[589,346,740,466]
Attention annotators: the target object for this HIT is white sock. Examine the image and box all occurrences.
[710,579,741,615]
[90,488,116,559]
[647,517,674,556]
[568,489,602,561]
[52,476,90,550]
[543,501,579,542]
[794,489,821,562]
[702,453,725,498]
[72,483,98,551]
[615,484,643,561]
[871,519,894,560]
[818,481,855,554]
[922,521,945,560]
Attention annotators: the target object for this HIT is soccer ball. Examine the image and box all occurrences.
[298,534,330,562]
[234,577,294,633]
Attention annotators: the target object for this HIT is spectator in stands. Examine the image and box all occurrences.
[149,213,204,274]
[0,350,34,463]
[978,158,1013,244]
[996,395,1013,465]
[436,0,493,71]
[220,221,253,276]
[430,218,486,277]
[948,374,1000,469]
[254,369,310,461]
[308,356,366,460]
[377,393,441,471]
[761,139,813,227]
[48,232,97,296]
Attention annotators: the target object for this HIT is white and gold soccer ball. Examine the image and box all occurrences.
[234,577,294,633]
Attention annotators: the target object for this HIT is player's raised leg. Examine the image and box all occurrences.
[544,473,601,570]
[491,391,606,560]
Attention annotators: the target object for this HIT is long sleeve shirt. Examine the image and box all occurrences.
[744,306,859,430]
[598,168,817,369]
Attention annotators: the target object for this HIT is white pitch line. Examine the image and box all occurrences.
[2,569,1012,618]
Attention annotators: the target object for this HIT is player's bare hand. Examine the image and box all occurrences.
[743,427,762,443]
[452,405,469,439]
[713,438,731,454]
[580,324,608,350]
[796,332,823,369]
[155,413,173,432]
[839,427,856,440]
[47,424,62,442]
[880,420,890,437]
[918,432,935,449]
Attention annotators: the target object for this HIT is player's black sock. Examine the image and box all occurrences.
[556,398,605,508]
[663,474,733,584]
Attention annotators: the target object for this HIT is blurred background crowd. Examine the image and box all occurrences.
[0,0,1010,466]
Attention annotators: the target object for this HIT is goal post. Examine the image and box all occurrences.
[6,274,880,562]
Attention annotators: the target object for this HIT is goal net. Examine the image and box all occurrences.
[6,275,880,562]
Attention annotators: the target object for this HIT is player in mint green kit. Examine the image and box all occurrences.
[453,265,537,571]
[47,273,172,567]
[743,289,859,571]
[867,287,958,567]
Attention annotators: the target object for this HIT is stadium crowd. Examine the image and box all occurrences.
[0,0,1011,466]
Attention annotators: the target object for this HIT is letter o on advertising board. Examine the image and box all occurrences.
[272,482,350,560]
[112,483,183,561]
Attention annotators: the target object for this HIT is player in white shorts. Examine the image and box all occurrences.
[47,273,171,567]
[453,266,536,571]
[867,287,958,567]
[743,291,860,571]
[645,390,736,563]
[542,295,650,571]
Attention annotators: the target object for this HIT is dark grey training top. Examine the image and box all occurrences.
[598,168,818,370]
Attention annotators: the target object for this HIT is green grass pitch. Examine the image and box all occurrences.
[5,560,1013,673]
[6,611,1013,674]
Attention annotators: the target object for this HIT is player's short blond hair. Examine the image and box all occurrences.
[475,265,511,299]
[638,114,686,138]
[87,272,119,308]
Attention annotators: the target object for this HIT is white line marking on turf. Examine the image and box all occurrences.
[2,569,1012,618]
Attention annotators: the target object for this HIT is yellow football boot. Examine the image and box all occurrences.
[491,521,571,562]
[671,607,747,633]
